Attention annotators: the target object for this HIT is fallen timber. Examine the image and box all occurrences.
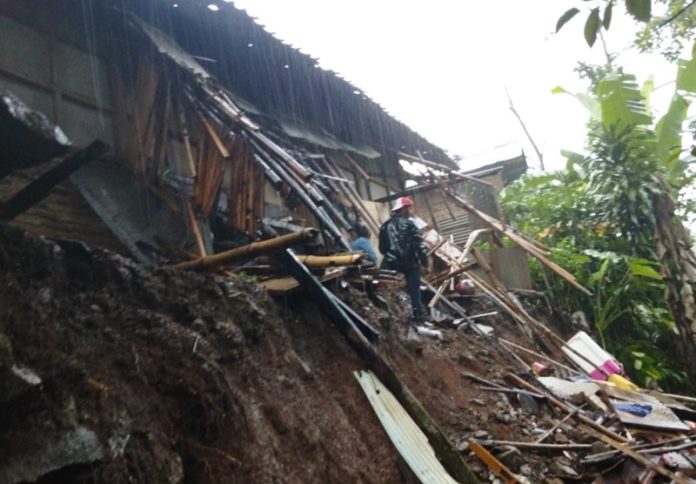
[441,188,591,296]
[169,229,318,271]
[475,440,594,451]
[246,136,350,249]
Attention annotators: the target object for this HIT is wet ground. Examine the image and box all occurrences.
[0,224,576,483]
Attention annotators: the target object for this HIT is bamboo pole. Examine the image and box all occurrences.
[296,253,363,267]
[197,111,231,159]
[185,199,207,258]
[169,229,318,271]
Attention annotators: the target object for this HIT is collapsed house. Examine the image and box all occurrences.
[3,1,696,483]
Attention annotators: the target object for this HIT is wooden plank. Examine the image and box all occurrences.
[197,110,231,159]
[476,440,592,451]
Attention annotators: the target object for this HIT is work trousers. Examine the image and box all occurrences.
[383,259,425,322]
[404,267,425,322]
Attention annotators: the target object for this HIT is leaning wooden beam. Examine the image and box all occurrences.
[582,436,696,464]
[344,153,371,181]
[282,249,479,483]
[319,156,380,235]
[169,229,318,271]
[498,338,580,375]
[0,140,108,222]
[428,260,477,286]
[247,130,311,182]
[466,271,536,344]
[442,189,592,296]
[197,110,230,159]
[535,406,584,444]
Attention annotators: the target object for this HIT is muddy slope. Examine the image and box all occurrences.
[0,225,404,483]
[0,224,566,483]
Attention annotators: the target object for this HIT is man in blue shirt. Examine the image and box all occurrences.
[351,224,378,265]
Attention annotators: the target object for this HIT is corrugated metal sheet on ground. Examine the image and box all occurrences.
[354,370,458,484]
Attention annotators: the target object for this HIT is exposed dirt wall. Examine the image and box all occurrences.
[0,225,403,483]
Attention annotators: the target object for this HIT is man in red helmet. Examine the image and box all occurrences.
[378,196,429,324]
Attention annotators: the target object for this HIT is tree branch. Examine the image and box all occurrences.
[659,0,696,28]
[506,89,545,171]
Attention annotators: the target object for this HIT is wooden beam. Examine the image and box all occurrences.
[344,153,371,181]
[0,141,108,222]
[442,189,592,296]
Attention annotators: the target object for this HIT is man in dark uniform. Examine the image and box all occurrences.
[378,196,428,323]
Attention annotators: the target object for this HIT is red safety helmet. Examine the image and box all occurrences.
[391,196,414,212]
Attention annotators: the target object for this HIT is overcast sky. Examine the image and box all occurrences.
[228,0,677,172]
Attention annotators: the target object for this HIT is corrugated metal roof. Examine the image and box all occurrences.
[354,370,458,484]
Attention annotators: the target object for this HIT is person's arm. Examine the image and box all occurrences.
[408,221,428,266]
[365,242,379,265]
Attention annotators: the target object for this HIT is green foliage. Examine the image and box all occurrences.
[585,8,602,47]
[502,52,696,389]
[556,0,654,47]
[556,0,696,60]
[626,0,653,21]
[234,271,258,283]
[596,74,653,128]
[557,7,581,32]
[636,1,696,61]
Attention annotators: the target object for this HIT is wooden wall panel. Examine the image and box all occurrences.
[0,172,125,253]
